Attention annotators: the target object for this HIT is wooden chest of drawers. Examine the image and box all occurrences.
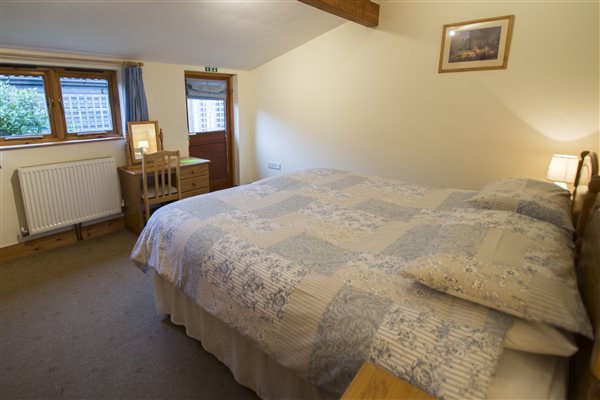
[118,157,210,234]
[180,161,209,198]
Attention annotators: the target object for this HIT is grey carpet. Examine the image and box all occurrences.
[0,230,258,400]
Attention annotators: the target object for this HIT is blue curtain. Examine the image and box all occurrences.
[124,66,149,122]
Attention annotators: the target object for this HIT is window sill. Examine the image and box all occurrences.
[0,136,124,151]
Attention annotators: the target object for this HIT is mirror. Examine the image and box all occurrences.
[127,121,161,165]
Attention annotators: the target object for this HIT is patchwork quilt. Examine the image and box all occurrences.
[131,169,583,399]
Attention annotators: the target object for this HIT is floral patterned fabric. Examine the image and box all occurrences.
[398,209,592,338]
[466,178,574,235]
[131,169,582,399]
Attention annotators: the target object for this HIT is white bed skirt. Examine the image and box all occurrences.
[152,271,566,400]
[153,271,331,400]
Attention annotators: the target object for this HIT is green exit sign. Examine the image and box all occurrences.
[205,67,218,72]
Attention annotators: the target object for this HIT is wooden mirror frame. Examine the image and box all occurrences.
[126,121,162,166]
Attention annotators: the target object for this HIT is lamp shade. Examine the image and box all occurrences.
[137,140,149,153]
[546,154,579,183]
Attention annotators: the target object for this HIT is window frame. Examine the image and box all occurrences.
[0,65,123,147]
[184,72,229,136]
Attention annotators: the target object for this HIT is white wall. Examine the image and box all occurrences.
[252,1,599,190]
[141,61,256,185]
[0,51,255,248]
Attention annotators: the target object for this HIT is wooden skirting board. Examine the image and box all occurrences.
[0,217,125,263]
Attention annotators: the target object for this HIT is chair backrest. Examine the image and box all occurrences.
[142,150,182,221]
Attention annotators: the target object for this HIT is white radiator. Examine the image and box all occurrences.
[18,157,121,236]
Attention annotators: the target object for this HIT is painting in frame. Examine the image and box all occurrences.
[438,15,514,73]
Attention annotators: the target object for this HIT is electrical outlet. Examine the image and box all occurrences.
[267,161,281,170]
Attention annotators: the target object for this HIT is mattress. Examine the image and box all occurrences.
[153,271,567,400]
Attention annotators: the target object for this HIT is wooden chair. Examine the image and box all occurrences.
[142,150,182,222]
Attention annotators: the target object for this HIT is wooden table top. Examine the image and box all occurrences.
[341,362,434,400]
[118,157,210,175]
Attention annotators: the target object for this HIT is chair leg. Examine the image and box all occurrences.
[144,197,150,223]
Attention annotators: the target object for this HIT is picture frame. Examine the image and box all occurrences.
[126,121,162,165]
[438,15,514,73]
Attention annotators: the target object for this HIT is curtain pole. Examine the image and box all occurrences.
[122,61,144,67]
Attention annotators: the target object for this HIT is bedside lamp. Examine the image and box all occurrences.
[546,154,579,189]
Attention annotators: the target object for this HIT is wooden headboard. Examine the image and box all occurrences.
[572,151,600,248]
[570,151,600,400]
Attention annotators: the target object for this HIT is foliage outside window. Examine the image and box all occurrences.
[0,78,50,136]
[0,66,122,147]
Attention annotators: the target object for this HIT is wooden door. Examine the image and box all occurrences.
[185,72,233,191]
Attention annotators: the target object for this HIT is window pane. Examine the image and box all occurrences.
[185,77,227,134]
[186,98,226,133]
[0,74,51,137]
[60,77,113,134]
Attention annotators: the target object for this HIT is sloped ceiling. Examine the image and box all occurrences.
[0,0,347,70]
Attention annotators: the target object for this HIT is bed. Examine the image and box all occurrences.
[131,151,600,400]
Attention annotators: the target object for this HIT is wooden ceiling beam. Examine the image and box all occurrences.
[298,0,379,28]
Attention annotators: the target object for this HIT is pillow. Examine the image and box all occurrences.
[399,210,592,338]
[486,349,567,399]
[504,319,577,356]
[466,178,574,234]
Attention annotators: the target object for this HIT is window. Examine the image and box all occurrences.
[0,66,122,146]
[184,76,227,134]
[60,76,114,134]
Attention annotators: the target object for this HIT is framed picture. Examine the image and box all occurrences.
[126,121,162,165]
[438,15,514,73]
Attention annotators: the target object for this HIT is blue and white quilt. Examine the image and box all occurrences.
[132,169,588,399]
